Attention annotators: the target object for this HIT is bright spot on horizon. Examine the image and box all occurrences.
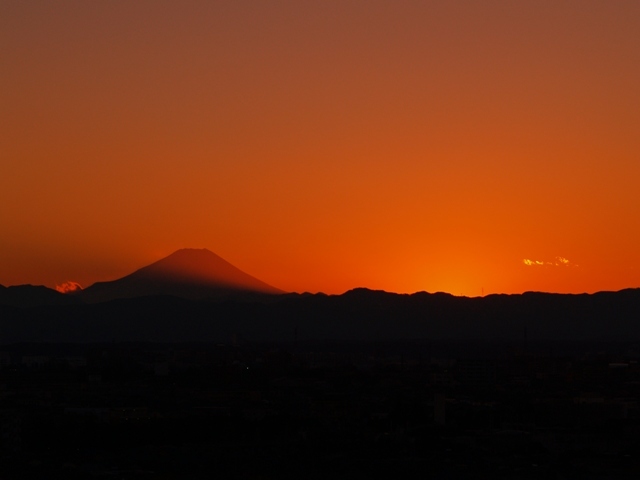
[55,281,83,293]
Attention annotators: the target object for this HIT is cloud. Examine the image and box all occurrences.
[523,259,545,266]
[55,281,83,293]
[523,257,577,267]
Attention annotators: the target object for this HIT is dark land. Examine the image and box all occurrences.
[1,251,640,478]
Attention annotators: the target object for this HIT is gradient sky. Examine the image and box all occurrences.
[2,1,639,295]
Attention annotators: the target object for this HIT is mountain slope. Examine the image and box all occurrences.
[78,248,283,303]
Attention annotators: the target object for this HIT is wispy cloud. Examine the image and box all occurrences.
[523,259,544,266]
[523,257,578,267]
[55,281,83,293]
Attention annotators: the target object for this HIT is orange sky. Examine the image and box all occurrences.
[2,1,639,296]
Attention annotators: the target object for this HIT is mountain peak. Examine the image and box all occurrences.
[172,247,212,255]
[79,249,283,303]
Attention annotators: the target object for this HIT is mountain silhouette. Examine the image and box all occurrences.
[0,284,81,307]
[3,287,640,344]
[78,248,283,303]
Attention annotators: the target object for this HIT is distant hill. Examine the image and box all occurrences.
[2,287,640,344]
[78,248,284,303]
[0,284,81,308]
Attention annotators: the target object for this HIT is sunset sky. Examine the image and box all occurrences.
[2,1,639,296]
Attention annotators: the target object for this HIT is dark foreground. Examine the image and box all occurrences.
[1,340,639,479]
